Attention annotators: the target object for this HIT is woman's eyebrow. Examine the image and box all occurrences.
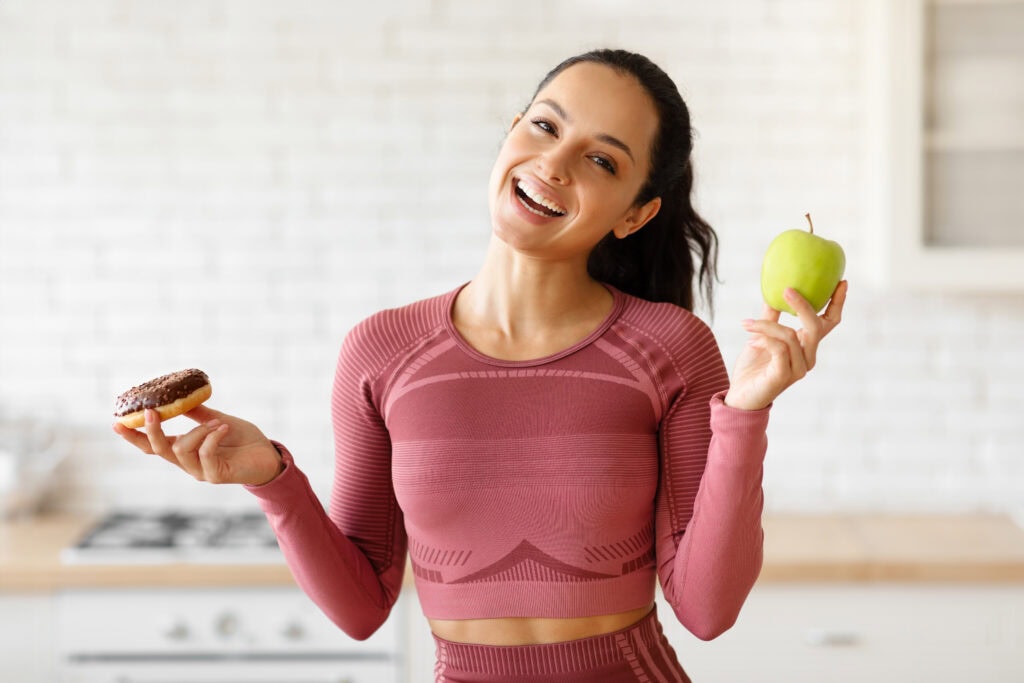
[535,98,636,164]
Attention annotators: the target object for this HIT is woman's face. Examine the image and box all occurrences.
[487,61,662,263]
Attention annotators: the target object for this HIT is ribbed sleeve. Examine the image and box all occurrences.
[244,299,446,640]
[651,317,769,640]
[245,441,398,640]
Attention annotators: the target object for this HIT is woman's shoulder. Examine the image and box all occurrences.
[613,287,715,341]
[343,286,456,354]
[611,288,727,391]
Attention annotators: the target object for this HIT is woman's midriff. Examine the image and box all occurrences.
[428,603,655,646]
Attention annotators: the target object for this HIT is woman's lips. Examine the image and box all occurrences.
[514,176,566,217]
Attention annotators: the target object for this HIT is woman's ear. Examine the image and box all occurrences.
[613,197,662,239]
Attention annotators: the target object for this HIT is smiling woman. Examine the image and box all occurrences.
[486,61,663,275]
[113,48,847,683]
[512,52,720,313]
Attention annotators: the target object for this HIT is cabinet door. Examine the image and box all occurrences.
[57,661,398,683]
[866,0,1024,290]
[0,593,56,683]
[660,584,1024,683]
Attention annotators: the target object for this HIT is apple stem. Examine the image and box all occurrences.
[805,212,814,235]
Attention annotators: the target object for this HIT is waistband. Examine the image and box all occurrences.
[432,604,670,677]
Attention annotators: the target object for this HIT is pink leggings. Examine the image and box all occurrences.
[432,605,691,683]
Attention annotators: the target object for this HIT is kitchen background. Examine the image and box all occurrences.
[2,0,1022,517]
[3,1,1024,682]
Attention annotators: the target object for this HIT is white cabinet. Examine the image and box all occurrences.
[662,584,1024,683]
[865,0,1024,290]
[0,593,57,683]
[55,586,406,683]
[3,586,416,683]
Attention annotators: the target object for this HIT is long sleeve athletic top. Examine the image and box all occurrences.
[246,283,770,642]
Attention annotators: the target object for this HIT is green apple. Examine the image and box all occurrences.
[760,214,845,315]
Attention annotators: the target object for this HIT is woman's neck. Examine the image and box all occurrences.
[452,238,614,360]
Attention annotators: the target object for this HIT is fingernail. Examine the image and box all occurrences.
[741,318,755,327]
[784,287,797,299]
[205,419,221,428]
[145,409,156,424]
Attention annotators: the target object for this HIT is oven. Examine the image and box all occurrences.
[58,511,404,683]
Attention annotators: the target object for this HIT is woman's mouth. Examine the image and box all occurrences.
[514,178,566,218]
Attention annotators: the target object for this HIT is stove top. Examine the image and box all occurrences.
[61,509,283,565]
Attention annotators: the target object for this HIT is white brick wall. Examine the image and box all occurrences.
[1,0,1021,515]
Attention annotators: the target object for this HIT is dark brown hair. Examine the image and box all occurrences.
[527,49,719,312]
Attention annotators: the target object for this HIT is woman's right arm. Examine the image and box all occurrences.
[245,329,407,641]
[244,441,405,641]
[113,333,406,641]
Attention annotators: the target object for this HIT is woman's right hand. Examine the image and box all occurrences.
[112,405,284,486]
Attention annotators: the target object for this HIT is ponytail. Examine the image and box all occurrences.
[588,157,717,312]
[530,49,719,313]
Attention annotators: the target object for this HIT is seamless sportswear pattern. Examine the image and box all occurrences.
[246,283,769,642]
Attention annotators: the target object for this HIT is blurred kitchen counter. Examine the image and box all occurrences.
[0,513,295,591]
[2,512,1024,591]
[759,513,1024,582]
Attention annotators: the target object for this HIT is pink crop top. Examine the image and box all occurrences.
[246,284,769,641]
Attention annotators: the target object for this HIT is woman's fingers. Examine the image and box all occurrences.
[752,335,807,395]
[752,318,808,377]
[124,411,191,470]
[184,404,226,424]
[785,288,820,331]
[783,288,824,369]
[142,410,175,458]
[127,410,223,480]
[760,302,781,323]
[734,282,848,406]
[197,423,231,483]
[822,280,848,331]
[170,419,227,480]
[112,421,157,454]
[114,411,236,483]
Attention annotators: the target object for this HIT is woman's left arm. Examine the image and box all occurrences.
[657,281,847,640]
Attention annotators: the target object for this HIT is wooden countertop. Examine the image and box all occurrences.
[2,513,1024,592]
[760,513,1024,583]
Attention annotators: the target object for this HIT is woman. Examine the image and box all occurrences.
[115,49,847,682]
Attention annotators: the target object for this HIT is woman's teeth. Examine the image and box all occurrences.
[515,180,565,217]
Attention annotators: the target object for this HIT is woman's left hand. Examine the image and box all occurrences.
[724,280,848,411]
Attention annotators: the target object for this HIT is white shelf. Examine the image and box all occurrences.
[928,0,1024,5]
[865,0,1024,291]
[926,131,1024,151]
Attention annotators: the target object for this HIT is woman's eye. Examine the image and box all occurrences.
[591,155,616,175]
[531,119,556,135]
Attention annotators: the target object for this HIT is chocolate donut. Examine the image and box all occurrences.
[114,369,212,428]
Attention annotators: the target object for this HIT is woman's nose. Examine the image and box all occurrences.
[536,145,571,185]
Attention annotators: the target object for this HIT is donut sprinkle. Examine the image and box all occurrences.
[114,369,210,416]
